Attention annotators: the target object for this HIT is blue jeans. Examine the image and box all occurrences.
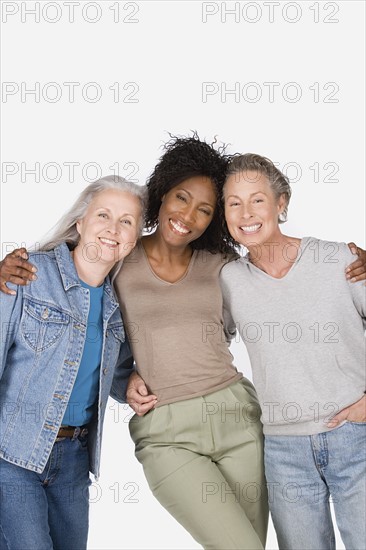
[264,422,366,550]
[0,433,91,550]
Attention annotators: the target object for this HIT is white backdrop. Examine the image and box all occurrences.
[1,1,365,549]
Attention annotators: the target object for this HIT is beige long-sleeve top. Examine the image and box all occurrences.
[114,241,242,406]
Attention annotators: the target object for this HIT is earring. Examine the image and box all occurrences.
[279,211,287,223]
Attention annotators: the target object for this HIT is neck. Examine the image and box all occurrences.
[72,247,110,287]
[247,233,301,277]
[142,231,193,263]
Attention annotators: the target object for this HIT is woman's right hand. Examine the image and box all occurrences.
[0,248,37,296]
[126,371,157,416]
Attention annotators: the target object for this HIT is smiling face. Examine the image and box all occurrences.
[76,188,142,268]
[224,170,286,248]
[158,176,217,249]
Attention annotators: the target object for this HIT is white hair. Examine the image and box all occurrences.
[35,175,147,281]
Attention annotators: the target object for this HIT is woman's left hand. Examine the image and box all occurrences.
[127,371,157,416]
[346,243,366,282]
[327,394,366,427]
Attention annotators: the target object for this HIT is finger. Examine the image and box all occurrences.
[137,393,157,402]
[355,246,364,257]
[12,247,29,260]
[346,258,365,270]
[6,275,34,286]
[127,390,156,405]
[21,261,37,274]
[347,242,358,255]
[348,272,366,283]
[135,381,148,396]
[128,398,154,411]
[346,261,366,282]
[348,268,366,277]
[8,267,37,281]
[134,401,156,416]
[0,282,16,296]
[346,266,366,283]
[12,260,37,275]
[346,259,364,273]
[126,387,149,404]
[327,407,350,427]
[135,383,156,399]
[5,255,37,275]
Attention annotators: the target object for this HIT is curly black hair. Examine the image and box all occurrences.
[145,133,235,255]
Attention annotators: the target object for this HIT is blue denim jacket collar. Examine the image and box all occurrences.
[55,243,120,320]
[54,243,80,291]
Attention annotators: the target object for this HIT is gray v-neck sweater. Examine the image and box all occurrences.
[220,237,366,436]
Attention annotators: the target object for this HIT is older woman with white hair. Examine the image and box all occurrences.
[0,176,145,549]
[220,154,365,550]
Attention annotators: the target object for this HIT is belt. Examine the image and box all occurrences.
[56,425,88,440]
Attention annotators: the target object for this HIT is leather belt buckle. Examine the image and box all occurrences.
[55,425,88,441]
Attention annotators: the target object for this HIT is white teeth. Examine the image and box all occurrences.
[169,219,190,234]
[240,224,261,233]
[100,238,118,245]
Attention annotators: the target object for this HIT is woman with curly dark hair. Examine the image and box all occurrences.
[118,135,268,550]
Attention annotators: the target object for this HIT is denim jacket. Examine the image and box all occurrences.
[0,243,133,479]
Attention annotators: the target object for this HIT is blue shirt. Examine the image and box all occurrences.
[62,280,104,426]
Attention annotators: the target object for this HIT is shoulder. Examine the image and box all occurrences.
[26,249,58,277]
[25,246,69,296]
[300,236,353,266]
[220,255,249,278]
[119,241,143,271]
[28,249,56,264]
[196,249,239,268]
[28,248,56,259]
[219,257,250,299]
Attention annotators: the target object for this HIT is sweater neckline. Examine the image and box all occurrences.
[139,241,198,286]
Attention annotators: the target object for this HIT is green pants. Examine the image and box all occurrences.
[129,379,268,550]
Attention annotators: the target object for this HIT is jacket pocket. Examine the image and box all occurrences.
[21,299,69,352]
